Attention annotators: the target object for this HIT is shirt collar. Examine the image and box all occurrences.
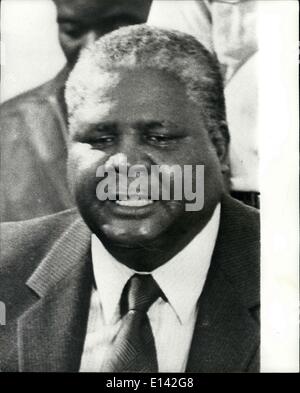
[91,204,220,325]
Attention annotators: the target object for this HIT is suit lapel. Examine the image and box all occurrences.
[18,217,93,372]
[186,264,259,372]
[186,196,260,372]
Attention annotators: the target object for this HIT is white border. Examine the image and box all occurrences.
[258,0,299,372]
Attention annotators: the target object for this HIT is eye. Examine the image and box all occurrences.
[146,135,180,146]
[82,134,116,147]
[60,23,85,39]
[93,135,116,144]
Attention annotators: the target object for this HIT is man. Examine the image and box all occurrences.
[0,25,260,372]
[0,0,152,222]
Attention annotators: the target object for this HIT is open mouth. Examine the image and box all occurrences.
[105,194,158,216]
[114,199,154,207]
[109,192,155,208]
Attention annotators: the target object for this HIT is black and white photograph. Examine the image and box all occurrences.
[0,0,298,375]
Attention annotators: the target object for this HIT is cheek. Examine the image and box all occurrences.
[190,134,221,165]
[67,143,108,188]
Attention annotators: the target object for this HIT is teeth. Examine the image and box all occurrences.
[115,199,153,207]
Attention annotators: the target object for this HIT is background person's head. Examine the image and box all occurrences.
[65,25,230,269]
[53,0,152,66]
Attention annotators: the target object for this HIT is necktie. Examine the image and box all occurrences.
[101,273,161,372]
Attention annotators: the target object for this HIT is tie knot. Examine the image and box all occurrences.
[122,274,161,314]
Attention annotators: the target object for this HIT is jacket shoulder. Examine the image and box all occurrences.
[0,81,55,144]
[0,209,79,275]
[222,196,259,239]
[1,81,53,115]
[0,68,67,125]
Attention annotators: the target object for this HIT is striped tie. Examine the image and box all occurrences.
[101,274,161,372]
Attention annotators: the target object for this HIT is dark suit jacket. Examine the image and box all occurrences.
[0,196,260,372]
[0,67,74,223]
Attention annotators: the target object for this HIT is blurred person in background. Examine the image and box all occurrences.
[0,0,152,222]
[148,0,259,208]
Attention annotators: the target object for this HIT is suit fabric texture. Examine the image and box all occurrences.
[0,196,260,372]
[0,68,73,223]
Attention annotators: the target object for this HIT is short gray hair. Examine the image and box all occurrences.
[65,24,229,145]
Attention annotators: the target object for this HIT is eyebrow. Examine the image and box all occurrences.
[103,13,145,25]
[57,16,82,24]
[57,12,142,26]
[137,121,164,130]
[84,121,182,134]
[135,120,181,132]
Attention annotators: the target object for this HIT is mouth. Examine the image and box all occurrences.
[115,199,154,207]
[105,195,158,218]
[108,191,155,207]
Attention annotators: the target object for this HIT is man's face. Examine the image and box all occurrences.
[67,69,226,248]
[54,0,152,65]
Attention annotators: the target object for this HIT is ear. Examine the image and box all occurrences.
[213,137,229,172]
[211,121,230,172]
[212,135,231,191]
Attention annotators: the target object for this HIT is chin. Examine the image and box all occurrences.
[79,198,183,245]
[97,219,169,248]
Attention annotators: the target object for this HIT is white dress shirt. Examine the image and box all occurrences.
[79,204,220,372]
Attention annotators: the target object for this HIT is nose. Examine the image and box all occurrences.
[83,31,98,47]
[117,133,152,170]
[104,131,152,174]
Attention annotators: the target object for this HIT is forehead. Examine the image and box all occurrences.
[112,69,186,107]
[72,69,200,126]
[54,0,151,21]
